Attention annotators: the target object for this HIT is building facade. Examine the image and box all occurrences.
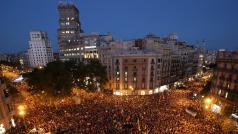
[99,34,197,95]
[211,50,238,106]
[57,3,103,62]
[0,78,14,132]
[58,3,82,62]
[28,31,54,68]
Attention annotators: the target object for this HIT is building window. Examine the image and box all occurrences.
[218,89,221,95]
[157,59,161,63]
[142,83,145,89]
[124,84,128,89]
[116,84,119,89]
[225,92,228,98]
[133,72,137,76]
[116,59,119,64]
[133,77,137,81]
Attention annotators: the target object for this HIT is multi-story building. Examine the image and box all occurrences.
[211,49,238,106]
[28,31,54,68]
[0,78,14,132]
[58,2,82,62]
[57,3,104,62]
[0,54,8,62]
[99,33,197,95]
[205,50,217,65]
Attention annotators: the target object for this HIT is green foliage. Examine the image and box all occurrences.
[23,60,108,97]
[0,61,21,69]
[24,61,73,97]
[72,59,108,91]
[200,80,211,96]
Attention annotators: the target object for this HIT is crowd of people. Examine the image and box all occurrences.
[8,80,224,134]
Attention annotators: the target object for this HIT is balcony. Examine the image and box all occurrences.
[216,68,238,73]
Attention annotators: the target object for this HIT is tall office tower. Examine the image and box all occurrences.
[28,31,54,68]
[58,2,83,62]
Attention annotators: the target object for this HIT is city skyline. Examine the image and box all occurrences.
[1,0,238,53]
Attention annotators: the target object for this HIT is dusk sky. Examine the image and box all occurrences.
[0,0,238,53]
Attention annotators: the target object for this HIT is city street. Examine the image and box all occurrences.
[6,71,225,133]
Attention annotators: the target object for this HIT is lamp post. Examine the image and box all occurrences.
[204,98,213,110]
[17,105,27,131]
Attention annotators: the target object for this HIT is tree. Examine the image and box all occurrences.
[200,80,211,96]
[24,61,73,97]
[85,60,108,91]
[71,59,108,91]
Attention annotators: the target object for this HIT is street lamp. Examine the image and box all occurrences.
[129,86,134,91]
[17,105,27,130]
[204,98,212,104]
[204,97,213,111]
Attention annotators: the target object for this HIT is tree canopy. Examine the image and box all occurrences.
[23,60,108,97]
[24,61,73,97]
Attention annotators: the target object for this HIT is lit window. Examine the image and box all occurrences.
[218,90,221,95]
[141,91,145,95]
[116,72,119,75]
[66,22,70,25]
[155,88,159,93]
[133,77,136,81]
[225,92,228,98]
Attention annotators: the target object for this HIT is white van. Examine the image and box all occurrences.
[185,107,197,117]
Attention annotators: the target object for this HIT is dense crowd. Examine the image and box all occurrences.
[8,83,224,134]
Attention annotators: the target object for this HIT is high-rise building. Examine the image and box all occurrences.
[57,3,106,62]
[28,31,54,68]
[58,3,83,62]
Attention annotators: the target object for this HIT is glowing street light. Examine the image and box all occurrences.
[18,105,25,111]
[17,104,27,130]
[19,110,26,116]
[204,98,212,104]
[129,86,134,91]
[17,105,27,117]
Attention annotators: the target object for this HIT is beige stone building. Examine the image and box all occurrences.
[0,78,14,132]
[211,50,238,106]
[99,34,197,95]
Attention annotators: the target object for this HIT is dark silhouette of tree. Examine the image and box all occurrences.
[24,61,73,97]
